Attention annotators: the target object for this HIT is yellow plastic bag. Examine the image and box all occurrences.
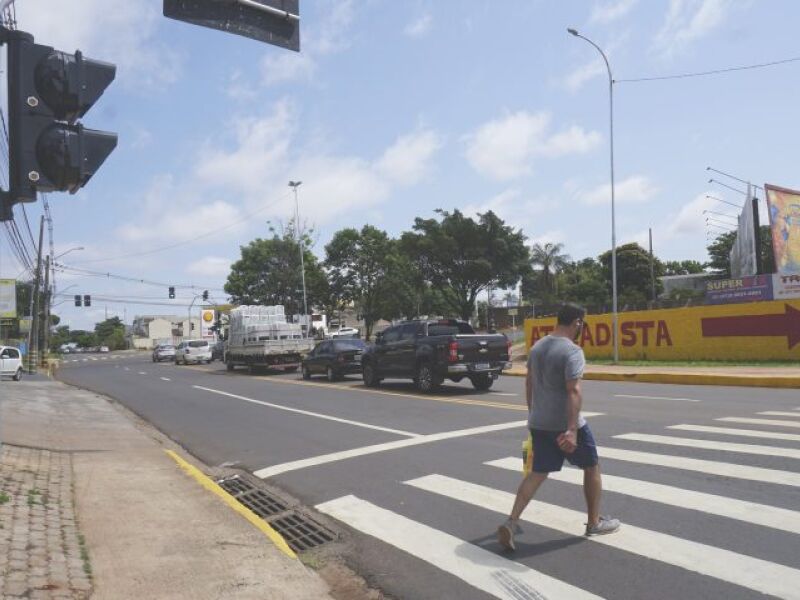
[521,432,533,476]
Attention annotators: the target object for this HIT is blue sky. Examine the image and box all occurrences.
[2,0,799,330]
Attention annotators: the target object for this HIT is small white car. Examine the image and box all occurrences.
[175,340,212,365]
[329,327,360,339]
[0,346,23,381]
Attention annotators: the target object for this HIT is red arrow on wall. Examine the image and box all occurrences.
[701,304,800,349]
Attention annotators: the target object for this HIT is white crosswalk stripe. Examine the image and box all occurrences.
[485,457,800,535]
[613,433,800,460]
[717,416,800,429]
[667,424,800,442]
[316,495,605,600]
[758,411,800,418]
[405,474,800,599]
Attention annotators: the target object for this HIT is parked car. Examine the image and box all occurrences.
[152,344,176,362]
[328,327,360,339]
[361,319,511,392]
[175,340,212,365]
[99,346,110,353]
[302,338,367,381]
[211,341,225,362]
[0,346,23,381]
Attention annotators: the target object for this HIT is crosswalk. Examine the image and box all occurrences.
[314,405,800,600]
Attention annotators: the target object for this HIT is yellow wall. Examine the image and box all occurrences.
[524,300,800,361]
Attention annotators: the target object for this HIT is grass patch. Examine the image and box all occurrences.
[27,488,41,506]
[0,491,9,505]
[78,534,92,578]
[587,359,799,368]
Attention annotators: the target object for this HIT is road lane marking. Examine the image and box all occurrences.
[614,433,800,460]
[160,377,171,382]
[193,385,421,438]
[757,411,800,418]
[486,457,800,535]
[490,392,518,397]
[253,420,528,479]
[668,424,800,442]
[315,494,604,600]
[599,446,800,487]
[407,475,800,600]
[138,371,147,375]
[613,394,700,402]
[717,417,800,429]
[123,367,130,371]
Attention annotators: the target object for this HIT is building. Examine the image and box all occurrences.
[659,273,712,298]
[129,315,202,350]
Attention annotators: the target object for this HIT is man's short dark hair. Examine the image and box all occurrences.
[557,303,586,326]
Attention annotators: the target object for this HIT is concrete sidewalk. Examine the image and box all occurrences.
[0,378,333,600]
[505,363,800,388]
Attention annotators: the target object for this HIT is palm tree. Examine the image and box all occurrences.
[530,242,569,294]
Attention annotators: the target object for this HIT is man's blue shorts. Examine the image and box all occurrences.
[530,424,599,473]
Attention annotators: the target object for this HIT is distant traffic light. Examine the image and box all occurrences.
[83,295,91,307]
[168,286,175,299]
[1,29,117,220]
[202,290,209,301]
[74,294,81,307]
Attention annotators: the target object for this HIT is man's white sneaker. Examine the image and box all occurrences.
[497,520,516,551]
[585,516,621,536]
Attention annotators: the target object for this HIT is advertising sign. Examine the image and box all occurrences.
[0,279,17,318]
[729,191,759,278]
[200,309,216,338]
[765,184,800,275]
[705,275,773,304]
[773,273,800,300]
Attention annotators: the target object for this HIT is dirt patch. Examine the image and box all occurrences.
[318,561,389,600]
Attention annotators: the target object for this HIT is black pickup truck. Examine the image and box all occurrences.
[361,319,512,392]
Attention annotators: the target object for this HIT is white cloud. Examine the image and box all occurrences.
[261,51,317,86]
[465,111,601,181]
[581,175,658,206]
[531,230,567,247]
[654,0,732,57]
[404,13,433,37]
[187,257,233,278]
[563,59,607,92]
[16,0,181,89]
[668,191,720,237]
[376,130,443,184]
[226,70,259,102]
[590,0,638,24]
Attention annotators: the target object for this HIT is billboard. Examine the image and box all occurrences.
[773,273,800,300]
[729,189,759,278]
[200,308,216,338]
[0,279,17,318]
[765,184,800,275]
[706,275,773,304]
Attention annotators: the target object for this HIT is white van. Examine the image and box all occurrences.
[175,339,212,365]
[0,346,23,381]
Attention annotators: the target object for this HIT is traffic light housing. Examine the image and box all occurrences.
[1,29,117,219]
[74,294,81,307]
[83,295,91,307]
[169,286,175,299]
[202,290,209,301]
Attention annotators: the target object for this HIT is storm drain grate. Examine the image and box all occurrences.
[218,476,253,496]
[218,476,287,517]
[270,513,337,553]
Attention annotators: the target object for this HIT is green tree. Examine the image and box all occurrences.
[558,258,610,310]
[530,242,569,294]
[707,226,775,277]
[599,243,664,308]
[225,222,328,315]
[401,210,529,321]
[95,317,126,350]
[663,260,706,275]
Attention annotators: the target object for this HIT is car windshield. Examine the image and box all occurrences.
[334,340,366,351]
[427,321,475,336]
[188,341,208,348]
[161,345,175,350]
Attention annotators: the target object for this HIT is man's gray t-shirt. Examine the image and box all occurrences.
[527,335,587,432]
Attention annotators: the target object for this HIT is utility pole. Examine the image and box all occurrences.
[289,181,308,335]
[42,255,50,364]
[28,216,44,372]
[649,228,656,303]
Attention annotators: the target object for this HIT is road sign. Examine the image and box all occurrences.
[163,0,300,51]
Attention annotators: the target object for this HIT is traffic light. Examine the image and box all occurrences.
[1,29,117,219]
[83,295,91,307]
[74,294,81,307]
[202,290,209,301]
[168,286,175,299]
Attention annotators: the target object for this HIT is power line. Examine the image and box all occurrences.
[615,55,800,83]
[54,262,226,292]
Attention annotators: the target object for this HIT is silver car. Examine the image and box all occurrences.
[0,346,23,381]
[175,340,212,365]
[153,344,176,362]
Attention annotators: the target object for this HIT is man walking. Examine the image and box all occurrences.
[498,303,620,551]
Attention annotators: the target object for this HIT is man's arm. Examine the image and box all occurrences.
[558,378,582,453]
[525,368,534,413]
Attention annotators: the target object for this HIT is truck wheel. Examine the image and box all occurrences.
[13,368,22,381]
[416,363,440,393]
[326,366,338,382]
[363,363,380,387]
[470,374,493,391]
[302,365,311,380]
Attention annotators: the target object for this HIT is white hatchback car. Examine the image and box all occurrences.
[175,340,212,365]
[0,346,23,381]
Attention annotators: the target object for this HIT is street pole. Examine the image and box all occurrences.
[28,216,45,372]
[43,256,51,364]
[649,228,656,303]
[289,181,308,335]
[568,28,619,363]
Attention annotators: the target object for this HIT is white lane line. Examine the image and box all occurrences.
[82,359,88,362]
[491,392,518,397]
[194,385,422,439]
[599,446,800,487]
[408,475,800,600]
[316,494,604,600]
[614,433,800,460]
[486,457,800,535]
[160,377,171,382]
[758,411,800,418]
[123,367,130,371]
[717,417,800,430]
[614,394,700,402]
[668,424,800,442]
[138,371,147,375]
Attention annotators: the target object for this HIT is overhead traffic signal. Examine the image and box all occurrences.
[202,290,209,301]
[1,29,117,220]
[83,295,91,307]
[169,286,175,299]
[74,294,81,307]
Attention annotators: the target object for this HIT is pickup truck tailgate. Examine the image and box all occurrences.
[455,335,509,364]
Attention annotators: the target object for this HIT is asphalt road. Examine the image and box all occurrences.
[58,352,800,600]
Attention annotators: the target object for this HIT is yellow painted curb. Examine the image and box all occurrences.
[164,450,297,559]
[504,369,800,389]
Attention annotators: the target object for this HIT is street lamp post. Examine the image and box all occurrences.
[568,28,619,363]
[288,181,309,335]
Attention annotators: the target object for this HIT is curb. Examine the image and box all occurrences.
[164,450,297,559]
[504,369,800,389]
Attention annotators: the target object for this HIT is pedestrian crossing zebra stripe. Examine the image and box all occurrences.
[406,474,800,600]
[316,494,605,600]
[485,457,800,535]
[613,433,800,460]
[667,424,800,442]
[757,411,800,418]
[717,417,800,429]
[598,446,800,487]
